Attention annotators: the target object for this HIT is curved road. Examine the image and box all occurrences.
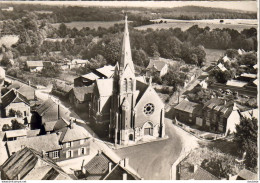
[114,118,182,180]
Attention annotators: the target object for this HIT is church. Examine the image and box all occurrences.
[91,16,165,145]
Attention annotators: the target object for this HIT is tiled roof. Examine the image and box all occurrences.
[237,168,258,180]
[18,85,35,101]
[174,99,200,113]
[35,98,56,116]
[1,89,29,108]
[105,164,139,180]
[26,129,40,137]
[58,123,91,143]
[7,81,21,90]
[193,166,219,180]
[72,86,93,102]
[84,152,115,180]
[1,147,72,180]
[7,133,61,154]
[96,78,113,96]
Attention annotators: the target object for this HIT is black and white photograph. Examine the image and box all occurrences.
[0,0,258,181]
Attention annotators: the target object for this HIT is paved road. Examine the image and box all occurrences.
[114,118,182,180]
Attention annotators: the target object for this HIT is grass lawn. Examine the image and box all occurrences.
[204,48,226,66]
[51,20,130,30]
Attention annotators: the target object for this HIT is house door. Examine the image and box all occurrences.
[144,128,153,135]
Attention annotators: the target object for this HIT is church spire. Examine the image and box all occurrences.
[119,15,135,74]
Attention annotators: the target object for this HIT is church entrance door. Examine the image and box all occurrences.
[144,128,153,135]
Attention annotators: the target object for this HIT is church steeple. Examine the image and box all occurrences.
[119,15,135,74]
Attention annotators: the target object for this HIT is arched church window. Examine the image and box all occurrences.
[128,78,132,91]
[123,78,127,92]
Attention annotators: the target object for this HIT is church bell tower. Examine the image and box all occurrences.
[110,15,137,145]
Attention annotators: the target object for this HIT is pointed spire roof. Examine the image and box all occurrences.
[119,15,135,74]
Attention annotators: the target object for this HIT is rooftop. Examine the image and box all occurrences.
[5,129,27,138]
[96,78,114,97]
[7,133,61,154]
[81,72,100,81]
[95,65,115,78]
[26,61,44,67]
[216,63,227,72]
[226,79,248,87]
[1,147,72,180]
[1,89,29,109]
[72,86,94,102]
[240,73,257,78]
[174,99,201,114]
[237,168,258,180]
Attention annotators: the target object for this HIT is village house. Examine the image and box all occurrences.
[90,16,165,145]
[32,98,71,129]
[0,66,5,86]
[92,65,115,78]
[173,98,241,135]
[68,59,89,69]
[51,81,73,98]
[1,7,13,11]
[0,89,31,122]
[5,122,92,162]
[7,81,36,101]
[26,61,51,72]
[80,150,140,180]
[173,99,203,125]
[56,121,92,161]
[146,57,173,77]
[74,73,100,87]
[229,169,258,180]
[1,147,73,180]
[68,86,93,110]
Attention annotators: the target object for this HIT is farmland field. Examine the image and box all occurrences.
[52,20,131,30]
[135,19,257,32]
[205,49,226,63]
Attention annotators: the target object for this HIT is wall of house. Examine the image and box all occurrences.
[5,103,30,119]
[160,65,168,77]
[225,110,240,136]
[174,109,194,124]
[58,138,91,161]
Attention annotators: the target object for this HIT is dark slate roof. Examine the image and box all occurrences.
[237,169,258,180]
[135,80,148,103]
[83,151,140,180]
[84,152,116,180]
[1,89,29,108]
[174,99,200,113]
[18,85,35,101]
[72,86,93,102]
[1,147,72,180]
[43,118,69,132]
[35,98,56,116]
[193,166,219,180]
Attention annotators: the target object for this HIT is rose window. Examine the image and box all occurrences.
[143,103,155,115]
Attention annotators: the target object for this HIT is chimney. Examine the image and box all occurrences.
[42,150,45,158]
[17,173,21,180]
[28,80,31,86]
[98,150,102,155]
[193,164,198,173]
[108,162,112,173]
[124,158,129,168]
[224,100,226,105]
[122,173,127,180]
[69,120,74,129]
[57,102,60,120]
[149,76,152,86]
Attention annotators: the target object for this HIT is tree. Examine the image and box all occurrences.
[225,49,238,59]
[234,117,258,172]
[58,23,69,38]
[209,69,231,83]
[41,63,61,78]
[11,119,26,130]
[2,124,12,131]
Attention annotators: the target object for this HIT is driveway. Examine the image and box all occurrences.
[114,118,183,180]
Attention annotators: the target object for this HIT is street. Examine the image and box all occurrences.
[114,118,183,180]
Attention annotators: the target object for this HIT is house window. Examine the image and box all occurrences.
[81,147,85,155]
[66,142,72,148]
[189,113,192,118]
[80,139,84,145]
[24,111,27,116]
[53,151,59,159]
[66,150,72,158]
[45,152,49,157]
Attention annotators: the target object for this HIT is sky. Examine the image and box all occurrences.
[4,1,258,12]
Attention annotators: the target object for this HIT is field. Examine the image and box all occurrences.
[0,35,19,48]
[51,20,131,30]
[135,19,257,32]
